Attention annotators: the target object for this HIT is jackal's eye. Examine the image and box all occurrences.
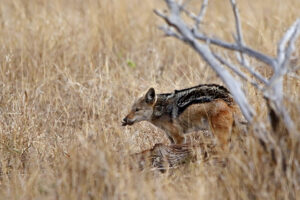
[135,108,141,112]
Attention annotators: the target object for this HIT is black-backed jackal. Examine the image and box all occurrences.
[122,84,242,151]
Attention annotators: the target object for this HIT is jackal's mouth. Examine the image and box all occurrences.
[121,120,134,126]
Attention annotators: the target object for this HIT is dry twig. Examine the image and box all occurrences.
[154,0,300,133]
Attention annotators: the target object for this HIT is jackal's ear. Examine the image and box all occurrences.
[145,88,155,104]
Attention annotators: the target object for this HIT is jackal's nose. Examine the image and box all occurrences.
[121,117,128,126]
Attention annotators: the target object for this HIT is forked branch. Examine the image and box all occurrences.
[154,0,300,132]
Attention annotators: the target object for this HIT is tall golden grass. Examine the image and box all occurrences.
[0,0,299,199]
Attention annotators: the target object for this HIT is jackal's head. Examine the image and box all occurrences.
[122,88,156,126]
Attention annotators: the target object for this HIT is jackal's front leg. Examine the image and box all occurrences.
[165,123,185,144]
[152,119,185,144]
[171,131,185,144]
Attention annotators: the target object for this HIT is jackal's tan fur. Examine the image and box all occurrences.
[122,84,242,151]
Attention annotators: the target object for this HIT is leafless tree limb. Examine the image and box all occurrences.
[195,0,208,30]
[277,19,300,69]
[155,0,254,121]
[271,19,300,87]
[213,53,262,90]
[178,0,209,30]
[179,2,198,21]
[192,31,276,67]
[132,1,300,173]
[155,0,300,133]
[237,59,269,85]
[229,0,246,65]
[159,25,183,40]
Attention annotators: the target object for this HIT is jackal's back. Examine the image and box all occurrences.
[154,84,234,118]
[175,84,233,107]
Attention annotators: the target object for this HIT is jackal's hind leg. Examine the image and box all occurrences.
[210,110,234,152]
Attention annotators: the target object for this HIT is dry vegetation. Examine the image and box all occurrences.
[0,0,300,199]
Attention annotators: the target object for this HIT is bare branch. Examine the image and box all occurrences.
[230,0,243,45]
[229,0,246,65]
[153,9,168,21]
[156,0,255,121]
[159,25,183,40]
[195,0,209,30]
[236,56,269,84]
[193,31,276,67]
[279,20,300,68]
[179,0,209,30]
[213,53,262,90]
[165,0,181,16]
[277,18,300,69]
[266,19,300,99]
[155,0,300,129]
[179,4,198,22]
[191,43,255,121]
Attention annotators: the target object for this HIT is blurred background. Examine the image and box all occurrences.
[0,0,299,199]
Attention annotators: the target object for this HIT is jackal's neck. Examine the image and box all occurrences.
[151,93,174,119]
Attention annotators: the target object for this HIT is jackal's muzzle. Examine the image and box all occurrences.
[121,116,134,126]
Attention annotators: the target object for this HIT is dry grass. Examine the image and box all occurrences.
[0,0,299,199]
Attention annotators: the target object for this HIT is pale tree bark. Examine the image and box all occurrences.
[132,0,300,171]
[154,0,300,133]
